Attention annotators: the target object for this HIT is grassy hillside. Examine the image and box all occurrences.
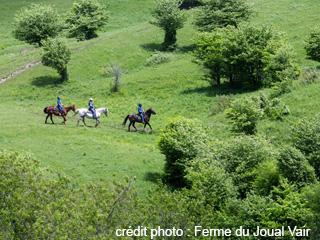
[0,0,320,195]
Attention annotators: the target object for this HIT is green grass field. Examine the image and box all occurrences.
[1,0,320,195]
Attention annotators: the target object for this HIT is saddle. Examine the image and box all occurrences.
[54,106,64,112]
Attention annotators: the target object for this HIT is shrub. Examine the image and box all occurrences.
[277,145,316,188]
[225,97,263,134]
[300,67,320,84]
[186,158,236,210]
[252,160,280,196]
[41,38,71,81]
[305,27,320,62]
[146,51,174,66]
[194,0,254,32]
[158,117,210,187]
[104,62,123,93]
[65,0,108,40]
[12,4,62,46]
[214,135,276,197]
[264,98,290,120]
[291,118,320,178]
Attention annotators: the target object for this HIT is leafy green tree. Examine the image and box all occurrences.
[41,38,71,81]
[193,25,298,88]
[194,0,253,32]
[12,4,62,46]
[158,116,210,187]
[305,27,320,62]
[65,0,109,40]
[150,0,187,50]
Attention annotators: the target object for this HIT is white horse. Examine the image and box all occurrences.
[72,108,108,127]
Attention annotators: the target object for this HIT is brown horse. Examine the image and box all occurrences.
[44,105,75,125]
[123,108,156,131]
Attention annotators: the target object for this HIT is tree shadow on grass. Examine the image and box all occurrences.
[177,44,196,53]
[181,81,254,97]
[31,75,63,87]
[143,171,163,184]
[140,43,163,52]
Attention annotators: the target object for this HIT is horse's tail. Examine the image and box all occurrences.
[44,107,48,114]
[72,109,79,117]
[123,115,130,125]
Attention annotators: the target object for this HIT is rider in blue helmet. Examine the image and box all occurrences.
[57,96,62,116]
[138,103,145,123]
[89,98,96,119]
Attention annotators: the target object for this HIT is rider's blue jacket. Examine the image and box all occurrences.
[138,106,143,113]
[89,101,94,110]
[57,99,62,106]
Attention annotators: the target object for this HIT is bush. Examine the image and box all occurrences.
[264,98,290,120]
[146,51,174,66]
[277,146,316,188]
[194,0,253,32]
[291,118,320,178]
[186,158,236,210]
[41,38,71,81]
[214,135,276,197]
[158,117,210,187]
[305,27,320,62]
[12,4,62,46]
[252,160,280,196]
[225,97,263,134]
[300,67,320,84]
[65,0,108,40]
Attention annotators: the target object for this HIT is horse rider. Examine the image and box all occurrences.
[138,103,145,123]
[89,98,96,119]
[57,96,63,116]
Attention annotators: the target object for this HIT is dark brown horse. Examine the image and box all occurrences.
[44,105,75,125]
[123,108,156,131]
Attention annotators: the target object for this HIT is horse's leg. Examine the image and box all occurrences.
[128,122,131,132]
[62,115,66,125]
[147,122,152,130]
[133,122,137,131]
[45,114,49,124]
[83,117,87,126]
[95,118,100,127]
[77,116,81,127]
[144,123,147,129]
[50,114,54,124]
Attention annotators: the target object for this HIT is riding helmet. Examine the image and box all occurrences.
[139,103,142,106]
[57,96,61,99]
[90,98,93,101]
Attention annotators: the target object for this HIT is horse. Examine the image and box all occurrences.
[72,108,108,127]
[123,108,156,131]
[44,105,75,125]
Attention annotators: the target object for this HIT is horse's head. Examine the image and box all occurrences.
[71,105,76,112]
[104,108,108,117]
[147,108,156,115]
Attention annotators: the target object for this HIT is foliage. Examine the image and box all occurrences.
[186,158,236,211]
[193,25,298,88]
[194,0,253,32]
[214,135,276,197]
[105,62,123,93]
[158,116,210,187]
[303,183,320,238]
[211,94,234,115]
[252,160,280,196]
[300,67,320,84]
[150,0,187,50]
[41,38,71,81]
[146,51,174,66]
[225,97,263,134]
[269,79,293,98]
[264,98,290,120]
[65,0,109,40]
[12,4,62,46]
[291,117,320,178]
[277,145,316,188]
[305,27,320,62]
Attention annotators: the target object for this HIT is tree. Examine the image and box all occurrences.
[65,0,109,41]
[194,0,253,32]
[150,0,187,50]
[193,25,298,88]
[305,27,320,62]
[12,4,62,46]
[41,38,71,81]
